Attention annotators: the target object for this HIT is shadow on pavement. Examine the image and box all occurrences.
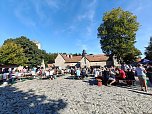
[0,86,67,114]
[64,76,76,80]
[128,89,152,96]
[116,85,139,91]
[83,79,97,86]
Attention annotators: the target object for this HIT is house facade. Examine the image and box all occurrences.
[55,53,118,69]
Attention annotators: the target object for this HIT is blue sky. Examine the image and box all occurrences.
[0,0,152,57]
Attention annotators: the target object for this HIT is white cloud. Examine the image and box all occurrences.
[33,1,53,27]
[75,38,101,54]
[76,40,88,51]
[14,0,60,28]
[62,25,76,33]
[124,0,152,57]
[77,0,97,37]
[77,0,96,22]
[14,3,36,28]
[45,0,60,9]
[125,0,152,15]
[82,44,88,50]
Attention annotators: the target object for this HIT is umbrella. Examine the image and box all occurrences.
[140,59,150,64]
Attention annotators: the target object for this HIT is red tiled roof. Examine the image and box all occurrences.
[62,55,82,63]
[61,54,108,63]
[86,54,108,62]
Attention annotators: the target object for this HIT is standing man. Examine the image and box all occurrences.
[135,64,148,92]
[76,68,81,79]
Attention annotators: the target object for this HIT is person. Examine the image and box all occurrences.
[76,68,81,79]
[115,67,126,85]
[146,63,152,85]
[102,67,110,85]
[126,68,135,86]
[71,68,75,76]
[3,68,7,83]
[81,68,87,79]
[53,68,57,79]
[18,70,23,81]
[0,68,3,82]
[45,70,50,78]
[108,67,116,86]
[121,63,129,72]
[94,68,99,79]
[135,64,148,92]
[42,67,46,78]
[49,69,54,80]
[115,67,126,79]
[8,69,13,84]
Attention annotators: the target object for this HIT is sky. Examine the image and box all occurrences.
[0,0,152,57]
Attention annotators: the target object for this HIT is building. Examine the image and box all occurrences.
[55,50,118,69]
[33,40,41,49]
[33,40,46,69]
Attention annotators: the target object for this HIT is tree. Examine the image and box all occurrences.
[72,53,81,56]
[0,41,28,66]
[98,7,141,63]
[4,36,46,67]
[47,53,58,63]
[145,37,152,60]
[123,48,141,64]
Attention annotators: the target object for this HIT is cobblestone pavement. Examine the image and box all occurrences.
[0,75,152,114]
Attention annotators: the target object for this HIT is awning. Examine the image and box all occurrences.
[140,59,150,64]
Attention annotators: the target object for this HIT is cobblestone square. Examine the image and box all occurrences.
[0,76,152,114]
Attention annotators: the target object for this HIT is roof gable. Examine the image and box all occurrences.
[62,55,82,63]
[86,54,108,62]
[59,54,109,63]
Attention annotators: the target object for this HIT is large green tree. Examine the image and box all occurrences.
[145,37,152,60]
[0,41,28,65]
[98,7,141,63]
[4,36,46,67]
[47,53,58,64]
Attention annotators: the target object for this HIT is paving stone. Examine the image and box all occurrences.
[1,76,152,114]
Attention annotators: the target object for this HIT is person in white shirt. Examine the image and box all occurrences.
[135,64,147,92]
[94,68,99,79]
[3,72,7,82]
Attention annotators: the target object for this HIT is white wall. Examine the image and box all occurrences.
[65,63,77,67]
[80,57,90,68]
[89,61,107,67]
[55,54,65,69]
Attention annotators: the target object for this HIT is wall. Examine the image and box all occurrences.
[55,54,66,69]
[80,57,90,68]
[65,63,78,67]
[89,61,107,67]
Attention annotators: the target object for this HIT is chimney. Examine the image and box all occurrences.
[69,55,73,58]
[82,50,87,57]
[66,54,69,58]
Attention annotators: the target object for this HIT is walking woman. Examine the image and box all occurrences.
[135,64,148,92]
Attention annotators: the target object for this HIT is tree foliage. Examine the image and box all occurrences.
[123,48,141,64]
[145,37,152,60]
[4,36,46,67]
[72,53,81,56]
[0,41,28,65]
[2,36,59,67]
[98,7,141,63]
[47,53,58,63]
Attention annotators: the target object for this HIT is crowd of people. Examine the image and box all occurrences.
[69,63,152,92]
[0,67,65,84]
[1,63,152,92]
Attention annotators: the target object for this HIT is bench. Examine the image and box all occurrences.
[116,78,136,86]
